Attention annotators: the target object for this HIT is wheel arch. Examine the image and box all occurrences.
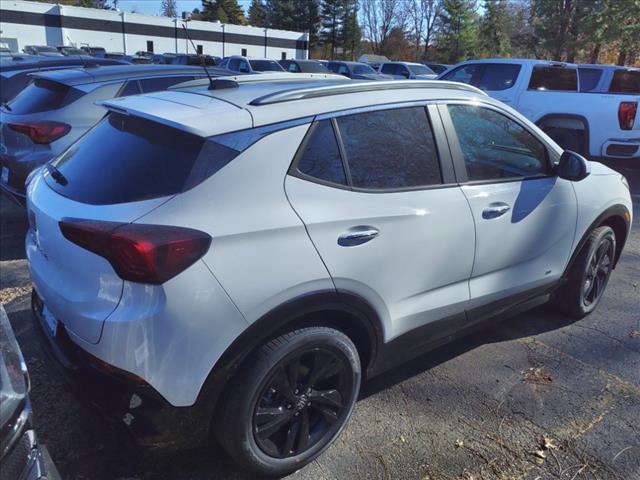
[563,204,631,279]
[536,113,590,154]
[196,290,384,430]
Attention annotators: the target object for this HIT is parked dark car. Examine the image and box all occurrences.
[0,306,60,480]
[0,57,130,103]
[22,45,62,57]
[423,62,450,74]
[278,59,330,73]
[1,65,230,202]
[171,54,218,66]
[327,61,392,80]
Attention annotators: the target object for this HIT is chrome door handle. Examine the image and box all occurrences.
[338,227,379,247]
[482,202,510,219]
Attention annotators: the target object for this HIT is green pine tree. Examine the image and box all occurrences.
[248,0,267,27]
[435,0,479,63]
[479,0,510,57]
[200,0,246,25]
[320,0,345,58]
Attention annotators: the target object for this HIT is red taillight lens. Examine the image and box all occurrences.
[8,121,71,144]
[618,102,637,130]
[59,219,212,284]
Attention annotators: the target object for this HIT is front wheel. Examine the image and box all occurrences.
[218,327,361,477]
[553,226,616,319]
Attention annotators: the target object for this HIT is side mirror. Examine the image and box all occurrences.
[557,150,590,181]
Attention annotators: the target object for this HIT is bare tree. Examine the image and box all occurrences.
[360,0,401,54]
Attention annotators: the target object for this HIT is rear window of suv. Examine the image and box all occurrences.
[46,113,242,205]
[7,78,84,114]
[528,66,577,91]
[609,69,640,94]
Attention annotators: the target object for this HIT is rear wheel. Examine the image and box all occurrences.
[553,226,616,319]
[218,327,361,477]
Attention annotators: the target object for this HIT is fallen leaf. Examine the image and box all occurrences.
[629,330,640,338]
[540,435,558,450]
[522,367,553,384]
[455,439,464,448]
[400,435,406,443]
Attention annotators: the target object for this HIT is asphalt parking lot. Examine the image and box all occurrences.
[1,164,639,480]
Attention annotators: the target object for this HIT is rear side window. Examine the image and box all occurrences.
[7,78,83,114]
[46,113,241,205]
[139,76,195,93]
[296,120,346,185]
[477,64,520,90]
[578,68,603,92]
[528,66,577,91]
[118,80,141,97]
[336,107,442,190]
[610,70,640,93]
[381,64,396,75]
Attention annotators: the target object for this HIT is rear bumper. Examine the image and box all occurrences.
[30,290,211,451]
[599,137,640,160]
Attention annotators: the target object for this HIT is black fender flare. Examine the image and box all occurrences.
[536,113,590,154]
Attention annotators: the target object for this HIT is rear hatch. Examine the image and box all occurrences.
[1,78,83,188]
[26,106,247,344]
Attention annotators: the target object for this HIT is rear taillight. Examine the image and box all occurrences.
[618,102,637,130]
[59,219,211,284]
[8,121,71,144]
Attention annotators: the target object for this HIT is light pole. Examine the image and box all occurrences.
[182,18,191,54]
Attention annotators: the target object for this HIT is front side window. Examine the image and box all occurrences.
[528,66,577,91]
[448,105,548,182]
[296,120,346,186]
[381,64,395,75]
[442,64,483,85]
[336,107,442,189]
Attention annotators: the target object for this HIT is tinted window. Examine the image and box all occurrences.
[353,65,375,75]
[578,67,603,92]
[118,80,140,97]
[448,105,547,181]
[250,60,283,72]
[477,64,520,90]
[298,61,328,73]
[327,62,339,73]
[139,76,194,93]
[7,79,83,114]
[336,107,442,189]
[442,64,483,84]
[409,64,434,75]
[228,58,240,70]
[528,66,577,91]
[381,64,396,75]
[610,70,640,94]
[46,113,241,205]
[296,120,346,185]
[338,64,350,76]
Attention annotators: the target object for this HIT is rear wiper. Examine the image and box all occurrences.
[46,163,68,185]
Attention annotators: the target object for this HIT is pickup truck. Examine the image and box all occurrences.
[439,59,640,162]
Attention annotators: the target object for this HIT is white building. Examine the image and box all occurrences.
[0,0,309,59]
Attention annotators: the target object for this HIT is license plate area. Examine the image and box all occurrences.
[33,291,58,338]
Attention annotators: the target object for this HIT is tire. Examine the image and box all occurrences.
[218,327,361,477]
[553,226,616,319]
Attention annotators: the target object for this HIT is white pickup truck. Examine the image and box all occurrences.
[439,59,640,162]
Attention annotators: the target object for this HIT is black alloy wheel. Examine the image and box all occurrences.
[252,347,352,459]
[581,234,614,308]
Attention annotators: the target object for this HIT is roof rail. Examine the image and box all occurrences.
[170,72,349,90]
[249,80,487,106]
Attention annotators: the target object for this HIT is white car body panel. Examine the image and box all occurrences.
[285,176,475,341]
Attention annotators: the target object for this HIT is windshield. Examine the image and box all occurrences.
[353,64,375,75]
[409,64,435,75]
[250,60,284,72]
[299,61,329,73]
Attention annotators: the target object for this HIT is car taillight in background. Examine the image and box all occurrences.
[59,219,212,284]
[8,121,71,144]
[618,102,637,130]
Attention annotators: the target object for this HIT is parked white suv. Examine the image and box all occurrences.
[439,59,640,161]
[26,75,632,476]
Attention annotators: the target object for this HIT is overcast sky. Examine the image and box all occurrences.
[116,0,253,16]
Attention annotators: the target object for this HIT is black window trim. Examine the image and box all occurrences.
[527,65,579,92]
[288,101,457,194]
[438,100,558,186]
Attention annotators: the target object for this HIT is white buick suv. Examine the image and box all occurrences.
[26,74,632,476]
